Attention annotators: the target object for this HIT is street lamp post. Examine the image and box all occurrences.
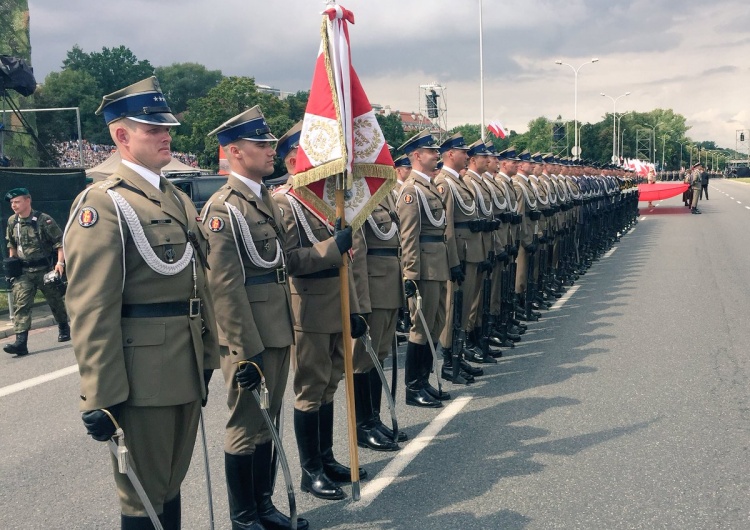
[661,135,667,171]
[556,58,599,159]
[677,141,686,170]
[601,92,630,163]
[616,110,631,160]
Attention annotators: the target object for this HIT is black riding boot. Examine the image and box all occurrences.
[254,442,309,530]
[405,341,440,407]
[225,453,265,529]
[58,321,71,342]
[440,347,473,385]
[120,514,156,529]
[354,373,399,451]
[159,493,181,530]
[4,331,28,356]
[294,408,344,500]
[419,343,450,401]
[369,366,407,441]
[319,401,368,482]
[474,327,498,364]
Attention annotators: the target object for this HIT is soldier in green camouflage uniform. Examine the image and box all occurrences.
[4,188,69,356]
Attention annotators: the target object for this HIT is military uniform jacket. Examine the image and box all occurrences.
[6,211,62,271]
[202,175,294,359]
[513,173,539,247]
[397,172,453,282]
[464,170,494,258]
[275,188,361,334]
[64,163,219,410]
[352,193,404,313]
[497,172,520,245]
[434,167,482,264]
[483,172,510,251]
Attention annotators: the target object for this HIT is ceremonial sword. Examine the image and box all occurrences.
[359,329,399,441]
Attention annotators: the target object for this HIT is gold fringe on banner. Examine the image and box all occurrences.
[293,159,347,189]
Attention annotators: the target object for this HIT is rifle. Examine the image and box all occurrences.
[479,252,495,359]
[525,236,538,321]
[450,282,464,383]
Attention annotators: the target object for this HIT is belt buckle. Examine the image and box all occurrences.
[397,247,402,259]
[276,268,287,284]
[189,298,202,318]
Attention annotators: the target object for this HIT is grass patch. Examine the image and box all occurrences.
[0,291,47,313]
[733,178,750,184]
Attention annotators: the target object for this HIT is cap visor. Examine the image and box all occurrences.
[128,113,181,126]
[240,133,278,142]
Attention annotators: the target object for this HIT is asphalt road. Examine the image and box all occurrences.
[1,180,748,529]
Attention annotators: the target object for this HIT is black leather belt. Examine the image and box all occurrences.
[367,248,400,257]
[419,235,444,243]
[244,268,287,285]
[296,268,339,280]
[454,221,472,229]
[21,257,49,268]
[122,301,200,318]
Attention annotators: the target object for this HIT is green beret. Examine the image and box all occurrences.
[4,188,30,201]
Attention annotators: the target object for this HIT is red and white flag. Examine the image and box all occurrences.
[487,120,509,139]
[292,3,396,230]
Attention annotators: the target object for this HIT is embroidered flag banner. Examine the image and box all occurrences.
[292,3,396,231]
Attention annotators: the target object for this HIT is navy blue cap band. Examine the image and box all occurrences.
[102,92,173,125]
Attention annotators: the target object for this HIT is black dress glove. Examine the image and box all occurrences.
[468,220,483,233]
[450,265,465,284]
[82,402,123,442]
[480,260,492,273]
[350,313,368,339]
[236,353,264,392]
[508,245,518,257]
[333,217,353,254]
[202,369,213,407]
[404,279,417,299]
[524,243,538,254]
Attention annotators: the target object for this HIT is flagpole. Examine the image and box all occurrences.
[479,0,485,142]
[335,174,361,501]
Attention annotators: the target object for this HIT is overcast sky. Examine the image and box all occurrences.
[26,0,750,150]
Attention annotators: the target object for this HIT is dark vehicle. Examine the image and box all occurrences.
[168,174,227,210]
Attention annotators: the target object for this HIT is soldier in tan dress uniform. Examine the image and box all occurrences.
[397,130,462,408]
[433,133,484,384]
[274,152,367,501]
[351,188,404,451]
[203,112,308,530]
[512,150,543,321]
[463,140,500,363]
[64,77,219,529]
[687,162,704,214]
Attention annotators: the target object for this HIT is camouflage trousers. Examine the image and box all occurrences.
[11,269,68,333]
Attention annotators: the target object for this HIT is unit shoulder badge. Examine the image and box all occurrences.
[78,207,98,228]
[208,216,225,232]
[402,193,414,204]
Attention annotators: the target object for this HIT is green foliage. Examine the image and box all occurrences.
[449,123,482,144]
[154,63,223,114]
[35,69,104,144]
[62,45,155,97]
[376,113,406,149]
[172,77,302,170]
[0,0,31,59]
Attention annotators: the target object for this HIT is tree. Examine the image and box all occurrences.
[154,63,223,115]
[376,112,406,149]
[172,76,289,169]
[449,123,482,145]
[34,69,105,144]
[62,45,155,97]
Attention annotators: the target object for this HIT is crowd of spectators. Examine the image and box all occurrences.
[51,140,200,169]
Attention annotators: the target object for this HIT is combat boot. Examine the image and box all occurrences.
[254,442,309,530]
[121,514,156,529]
[4,331,29,356]
[225,453,265,529]
[319,401,368,482]
[440,347,473,385]
[58,322,71,342]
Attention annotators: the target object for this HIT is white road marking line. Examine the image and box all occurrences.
[350,395,472,509]
[738,201,742,204]
[550,284,581,310]
[730,197,735,200]
[603,247,617,258]
[639,216,646,221]
[745,206,750,210]
[0,364,78,398]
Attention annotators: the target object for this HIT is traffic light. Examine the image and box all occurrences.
[426,90,439,119]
